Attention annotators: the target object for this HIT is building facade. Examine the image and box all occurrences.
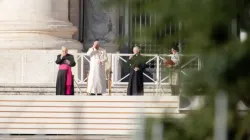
[0,0,182,53]
[69,0,182,54]
[1,0,248,53]
[0,0,248,85]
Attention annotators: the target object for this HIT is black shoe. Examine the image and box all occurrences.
[90,93,102,96]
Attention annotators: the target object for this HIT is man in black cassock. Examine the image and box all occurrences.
[55,46,76,95]
[127,46,148,96]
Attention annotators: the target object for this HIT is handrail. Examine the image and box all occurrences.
[86,72,89,95]
[0,53,201,88]
[111,53,201,87]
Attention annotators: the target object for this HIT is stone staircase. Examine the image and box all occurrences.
[0,85,172,96]
[0,85,182,140]
[0,95,183,136]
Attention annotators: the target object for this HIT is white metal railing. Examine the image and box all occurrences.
[0,52,201,86]
[111,54,159,86]
[111,54,201,86]
[0,52,90,85]
[74,53,90,85]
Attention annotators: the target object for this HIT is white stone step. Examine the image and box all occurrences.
[0,95,179,101]
[0,85,172,95]
[0,87,171,93]
[0,135,133,140]
[0,101,178,108]
[0,93,172,96]
[0,95,180,135]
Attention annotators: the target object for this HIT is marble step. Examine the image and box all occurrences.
[0,85,172,96]
[0,87,171,93]
[0,135,132,140]
[0,95,181,135]
[0,85,169,89]
[0,92,171,96]
[0,85,172,95]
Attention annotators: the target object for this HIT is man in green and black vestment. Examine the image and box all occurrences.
[127,46,148,96]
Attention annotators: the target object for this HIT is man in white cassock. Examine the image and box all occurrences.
[87,41,107,95]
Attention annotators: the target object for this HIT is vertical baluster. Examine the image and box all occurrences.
[111,54,115,83]
[81,54,84,84]
[86,72,88,95]
[53,54,57,83]
[75,54,79,85]
[156,56,160,94]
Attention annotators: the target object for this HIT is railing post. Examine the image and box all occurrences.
[111,54,115,85]
[117,53,122,84]
[156,55,160,85]
[75,54,79,84]
[53,55,57,83]
[107,53,112,95]
[114,54,117,84]
[86,72,89,95]
[81,54,84,84]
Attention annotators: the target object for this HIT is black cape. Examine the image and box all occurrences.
[55,54,76,95]
[127,54,148,96]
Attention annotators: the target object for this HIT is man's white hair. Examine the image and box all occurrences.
[61,46,68,50]
[133,45,140,51]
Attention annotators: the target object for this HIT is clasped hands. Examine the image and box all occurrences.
[61,53,70,65]
[134,67,140,71]
[63,59,70,65]
[65,60,70,65]
[98,60,104,65]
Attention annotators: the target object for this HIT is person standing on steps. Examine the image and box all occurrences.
[127,46,148,96]
[87,40,108,96]
[55,46,76,95]
[164,46,181,95]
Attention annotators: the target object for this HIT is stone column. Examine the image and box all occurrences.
[0,0,82,85]
[0,0,82,50]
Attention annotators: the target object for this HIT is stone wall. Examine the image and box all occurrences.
[84,0,119,53]
[69,0,120,53]
[69,0,80,40]
[0,50,78,85]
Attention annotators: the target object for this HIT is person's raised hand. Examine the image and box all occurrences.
[61,52,66,57]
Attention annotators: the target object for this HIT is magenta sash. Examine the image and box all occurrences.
[59,64,72,95]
